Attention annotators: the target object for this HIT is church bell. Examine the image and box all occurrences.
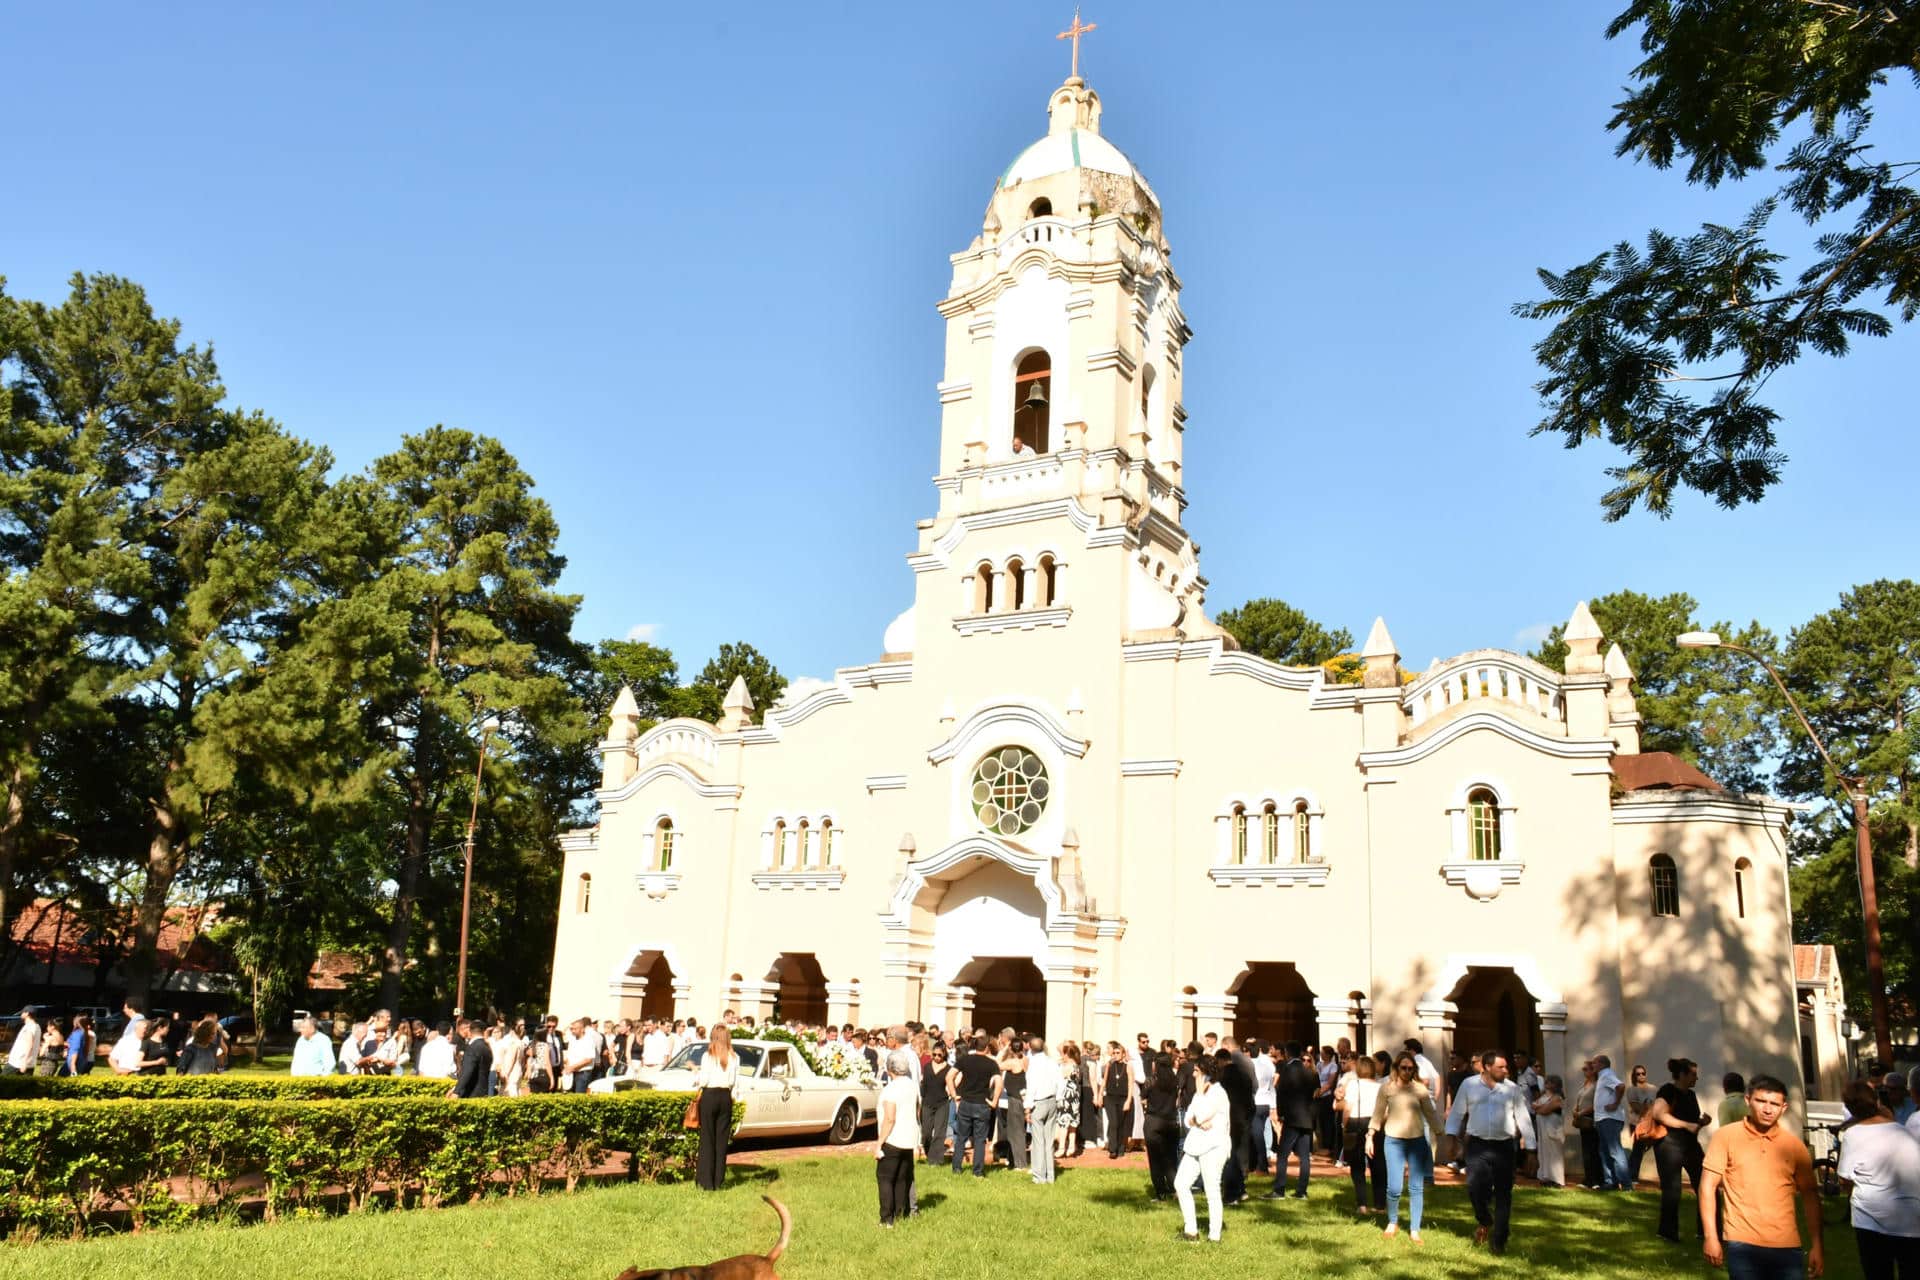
[1023,379,1048,411]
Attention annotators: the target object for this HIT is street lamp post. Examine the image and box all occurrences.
[1676,631,1894,1067]
[453,715,502,1020]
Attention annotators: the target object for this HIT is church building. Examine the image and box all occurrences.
[549,61,1823,1108]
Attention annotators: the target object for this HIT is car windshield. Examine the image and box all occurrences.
[663,1043,765,1077]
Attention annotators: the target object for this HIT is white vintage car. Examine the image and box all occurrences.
[603,1038,879,1144]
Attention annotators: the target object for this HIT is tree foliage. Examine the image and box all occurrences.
[1,273,793,1018]
[1215,598,1354,668]
[1516,2,1919,519]
[1531,589,1778,792]
[693,641,787,724]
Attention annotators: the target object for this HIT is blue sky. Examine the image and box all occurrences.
[8,3,1914,682]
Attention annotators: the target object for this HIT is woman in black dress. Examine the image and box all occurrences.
[1645,1056,1710,1242]
[1143,1053,1180,1198]
[998,1043,1029,1170]
[1077,1041,1100,1154]
[1103,1041,1137,1159]
[921,1045,952,1165]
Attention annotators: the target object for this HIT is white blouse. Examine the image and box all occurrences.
[1182,1082,1232,1158]
[695,1050,739,1090]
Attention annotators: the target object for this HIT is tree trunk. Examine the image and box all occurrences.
[124,814,188,1009]
[380,784,432,1012]
[0,763,27,954]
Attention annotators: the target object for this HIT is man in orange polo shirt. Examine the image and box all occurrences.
[1699,1073,1823,1279]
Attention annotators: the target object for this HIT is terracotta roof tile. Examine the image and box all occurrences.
[1613,752,1725,793]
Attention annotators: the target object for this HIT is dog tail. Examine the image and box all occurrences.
[762,1195,791,1262]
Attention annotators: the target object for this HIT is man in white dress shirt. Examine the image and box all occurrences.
[415,1023,457,1078]
[641,1020,671,1069]
[1445,1050,1534,1255]
[1592,1053,1630,1190]
[1250,1038,1276,1175]
[1025,1035,1063,1184]
[4,1007,42,1075]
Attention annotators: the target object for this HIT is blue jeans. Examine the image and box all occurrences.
[1595,1117,1630,1188]
[1384,1134,1432,1234]
[1723,1242,1806,1280]
[952,1101,992,1175]
[1248,1105,1271,1172]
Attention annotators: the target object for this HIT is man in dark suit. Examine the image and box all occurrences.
[452,1017,494,1099]
[1268,1040,1317,1199]
[1217,1041,1258,1205]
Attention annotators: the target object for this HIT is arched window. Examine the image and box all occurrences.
[1261,802,1279,865]
[1027,197,1052,219]
[1007,558,1026,611]
[773,819,789,868]
[1039,554,1059,607]
[975,563,995,614]
[796,818,813,868]
[1292,800,1312,864]
[655,818,676,871]
[1734,857,1752,919]
[1231,804,1249,865]
[1650,854,1680,917]
[577,873,592,914]
[822,817,838,867]
[1139,365,1156,436]
[1013,350,1051,455]
[1467,788,1501,861]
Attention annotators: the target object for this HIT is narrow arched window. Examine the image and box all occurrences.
[1467,788,1501,861]
[1650,854,1679,917]
[1027,197,1052,219]
[1293,800,1312,864]
[1013,350,1051,455]
[822,818,838,867]
[1734,857,1752,919]
[773,819,789,868]
[1040,555,1059,607]
[1231,804,1248,865]
[1261,802,1279,865]
[797,818,813,868]
[975,563,995,614]
[655,818,676,871]
[1139,365,1156,437]
[1008,558,1026,611]
[577,873,591,914]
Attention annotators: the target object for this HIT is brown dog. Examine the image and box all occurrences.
[615,1195,790,1280]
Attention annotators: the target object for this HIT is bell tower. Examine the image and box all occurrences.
[908,65,1212,645]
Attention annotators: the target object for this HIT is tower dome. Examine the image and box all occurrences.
[985,77,1161,237]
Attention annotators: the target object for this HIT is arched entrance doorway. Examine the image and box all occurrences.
[624,950,676,1021]
[1449,966,1542,1064]
[1230,962,1316,1049]
[957,957,1046,1037]
[768,953,828,1027]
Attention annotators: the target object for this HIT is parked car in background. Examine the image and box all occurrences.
[608,1038,878,1144]
[218,1013,256,1038]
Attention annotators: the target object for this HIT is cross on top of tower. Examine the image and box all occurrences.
[1057,8,1096,81]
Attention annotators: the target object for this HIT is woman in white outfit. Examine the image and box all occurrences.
[1533,1074,1568,1187]
[1175,1055,1230,1242]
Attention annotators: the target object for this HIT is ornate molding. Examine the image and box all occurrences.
[633,872,682,901]
[1359,711,1615,769]
[953,607,1072,636]
[926,699,1089,765]
[1208,864,1332,889]
[1439,861,1525,902]
[751,870,846,892]
[864,774,908,793]
[1119,758,1181,777]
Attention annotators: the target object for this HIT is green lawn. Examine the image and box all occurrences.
[0,1156,1863,1280]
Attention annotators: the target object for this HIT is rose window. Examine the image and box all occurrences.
[970,746,1050,836]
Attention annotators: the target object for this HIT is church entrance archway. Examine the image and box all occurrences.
[1230,962,1316,1049]
[1448,966,1542,1064]
[625,950,676,1022]
[768,953,828,1027]
[956,956,1046,1037]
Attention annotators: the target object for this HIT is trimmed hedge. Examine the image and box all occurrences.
[0,1074,448,1101]
[0,1091,741,1241]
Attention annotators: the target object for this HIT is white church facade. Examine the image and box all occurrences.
[550,69,1820,1108]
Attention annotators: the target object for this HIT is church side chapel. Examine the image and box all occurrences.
[550,36,1829,1109]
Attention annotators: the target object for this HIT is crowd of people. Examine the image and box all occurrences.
[11,998,1918,1275]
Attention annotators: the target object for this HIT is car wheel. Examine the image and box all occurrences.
[827,1099,859,1145]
